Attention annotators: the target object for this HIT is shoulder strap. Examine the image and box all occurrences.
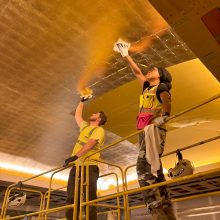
[77,126,100,146]
[88,127,99,136]
[139,85,158,113]
[80,125,89,133]
[81,125,99,137]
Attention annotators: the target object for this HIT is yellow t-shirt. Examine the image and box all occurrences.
[72,121,105,165]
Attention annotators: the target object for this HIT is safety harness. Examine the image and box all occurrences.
[76,125,99,146]
[140,85,163,116]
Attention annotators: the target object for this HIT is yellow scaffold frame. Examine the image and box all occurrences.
[78,158,127,220]
[95,171,121,219]
[42,186,67,211]
[0,93,220,220]
[1,187,44,220]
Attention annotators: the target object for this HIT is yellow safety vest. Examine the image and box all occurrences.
[139,85,163,116]
[72,122,104,166]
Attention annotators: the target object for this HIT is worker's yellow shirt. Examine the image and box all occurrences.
[72,121,105,165]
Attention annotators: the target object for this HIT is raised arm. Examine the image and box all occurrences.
[113,40,146,86]
[74,101,84,127]
[124,55,146,86]
[74,90,93,127]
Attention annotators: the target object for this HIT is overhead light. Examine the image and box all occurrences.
[0,162,68,181]
[163,168,168,174]
[1,161,168,190]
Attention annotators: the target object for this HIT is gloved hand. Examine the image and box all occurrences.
[80,87,93,102]
[80,94,93,102]
[154,116,168,127]
[113,38,130,57]
[64,155,78,166]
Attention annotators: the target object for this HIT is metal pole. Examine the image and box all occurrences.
[45,166,67,220]
[3,204,74,220]
[73,163,80,220]
[81,159,129,220]
[1,166,62,218]
[85,164,89,220]
[167,93,220,121]
[79,162,84,220]
[79,93,220,160]
[99,172,122,219]
[82,167,220,206]
[1,184,16,218]
[123,135,220,191]
[97,209,119,216]
[128,190,220,211]
[2,93,219,219]
[162,135,220,157]
[42,186,66,211]
[2,187,20,218]
[2,187,43,219]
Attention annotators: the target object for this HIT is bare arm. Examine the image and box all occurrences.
[124,55,146,86]
[160,91,171,115]
[75,102,84,127]
[75,139,98,157]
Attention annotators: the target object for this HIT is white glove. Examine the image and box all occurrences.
[113,38,130,57]
[154,116,168,127]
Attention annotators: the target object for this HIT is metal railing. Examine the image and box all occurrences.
[1,187,44,220]
[1,166,62,219]
[1,93,219,220]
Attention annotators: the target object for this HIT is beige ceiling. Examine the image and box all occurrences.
[0,0,219,183]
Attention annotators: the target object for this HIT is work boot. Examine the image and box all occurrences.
[151,205,176,220]
[147,200,166,220]
[152,207,169,220]
[163,205,176,220]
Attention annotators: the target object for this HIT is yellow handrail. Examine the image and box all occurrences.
[1,166,64,218]
[79,159,126,220]
[80,93,220,161]
[124,135,220,190]
[98,172,121,220]
[1,93,219,220]
[42,185,66,211]
[167,93,220,121]
[82,167,220,206]
[3,204,75,220]
[128,190,220,211]
[2,187,44,219]
[163,135,220,157]
[45,166,68,219]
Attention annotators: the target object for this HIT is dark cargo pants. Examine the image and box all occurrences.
[66,165,99,220]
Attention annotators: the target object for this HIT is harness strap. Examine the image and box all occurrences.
[77,126,99,146]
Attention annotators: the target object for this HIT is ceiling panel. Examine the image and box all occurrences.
[0,0,196,169]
